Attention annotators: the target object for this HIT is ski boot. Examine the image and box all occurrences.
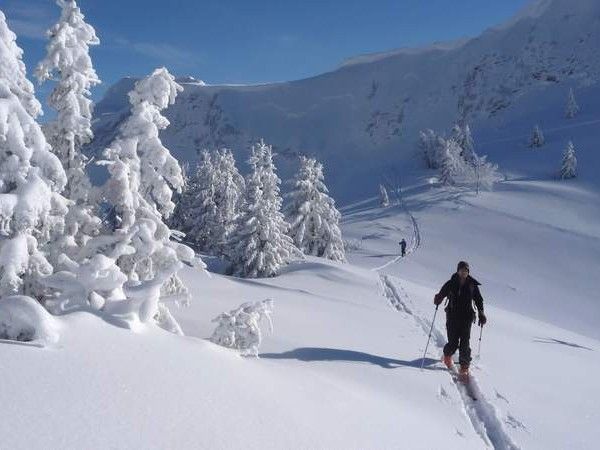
[458,364,470,382]
[442,355,454,369]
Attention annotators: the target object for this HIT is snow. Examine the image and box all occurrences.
[1,0,599,448]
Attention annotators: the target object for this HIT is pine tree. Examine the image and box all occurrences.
[229,140,295,277]
[529,125,545,148]
[379,184,390,207]
[419,129,447,169]
[287,157,345,261]
[212,148,245,254]
[99,68,199,325]
[439,140,461,186]
[461,124,476,164]
[35,0,101,261]
[181,150,219,251]
[560,141,577,179]
[565,88,579,119]
[0,12,68,296]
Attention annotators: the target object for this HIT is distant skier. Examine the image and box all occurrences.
[434,261,487,380]
[399,239,407,257]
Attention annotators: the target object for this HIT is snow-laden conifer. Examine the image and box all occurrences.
[560,141,577,179]
[0,13,67,296]
[287,157,345,261]
[212,148,245,254]
[565,88,579,119]
[96,68,200,328]
[529,125,545,148]
[229,140,295,277]
[35,0,101,260]
[438,139,462,186]
[379,184,390,207]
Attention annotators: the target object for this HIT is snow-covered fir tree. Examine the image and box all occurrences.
[35,0,101,262]
[379,184,390,207]
[177,150,218,251]
[0,13,67,296]
[461,124,476,164]
[565,88,580,119]
[172,148,243,255]
[560,141,577,179]
[0,12,42,118]
[229,140,295,278]
[287,157,345,261]
[419,129,446,169]
[438,139,462,186]
[473,154,502,192]
[529,125,545,148]
[212,148,245,254]
[98,68,199,326]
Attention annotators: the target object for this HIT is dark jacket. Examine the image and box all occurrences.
[436,273,484,320]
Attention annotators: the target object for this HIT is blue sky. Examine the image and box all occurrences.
[4,0,529,100]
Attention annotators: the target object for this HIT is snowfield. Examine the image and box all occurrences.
[2,176,598,449]
[1,0,599,448]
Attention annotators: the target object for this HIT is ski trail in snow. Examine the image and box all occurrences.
[380,274,521,450]
[371,198,421,272]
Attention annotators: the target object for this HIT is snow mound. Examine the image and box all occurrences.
[0,296,59,344]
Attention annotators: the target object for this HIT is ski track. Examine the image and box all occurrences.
[371,197,421,272]
[380,274,522,450]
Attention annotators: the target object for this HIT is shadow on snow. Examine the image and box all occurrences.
[260,347,440,369]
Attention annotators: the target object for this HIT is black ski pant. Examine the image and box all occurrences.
[443,314,473,367]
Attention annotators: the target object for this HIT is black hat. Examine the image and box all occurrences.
[457,261,470,272]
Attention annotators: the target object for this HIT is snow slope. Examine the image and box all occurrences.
[2,193,598,449]
[2,0,599,448]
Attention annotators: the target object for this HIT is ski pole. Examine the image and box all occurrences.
[477,325,483,358]
[420,305,439,370]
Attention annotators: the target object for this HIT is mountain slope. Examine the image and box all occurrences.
[88,0,600,200]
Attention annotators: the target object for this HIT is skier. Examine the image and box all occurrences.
[399,239,407,257]
[434,261,486,380]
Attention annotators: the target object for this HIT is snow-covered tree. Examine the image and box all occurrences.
[565,88,579,119]
[212,148,245,254]
[177,150,218,251]
[210,299,274,357]
[379,184,390,207]
[473,154,502,192]
[0,12,42,118]
[287,157,345,261]
[419,129,446,169]
[35,0,102,262]
[0,13,67,297]
[461,124,476,163]
[560,141,577,179]
[438,139,462,186]
[172,148,243,255]
[229,140,295,278]
[529,125,545,148]
[98,68,200,327]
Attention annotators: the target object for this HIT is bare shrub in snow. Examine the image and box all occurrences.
[210,299,274,356]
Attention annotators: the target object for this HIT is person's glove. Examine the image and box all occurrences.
[478,312,487,326]
[434,293,444,306]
